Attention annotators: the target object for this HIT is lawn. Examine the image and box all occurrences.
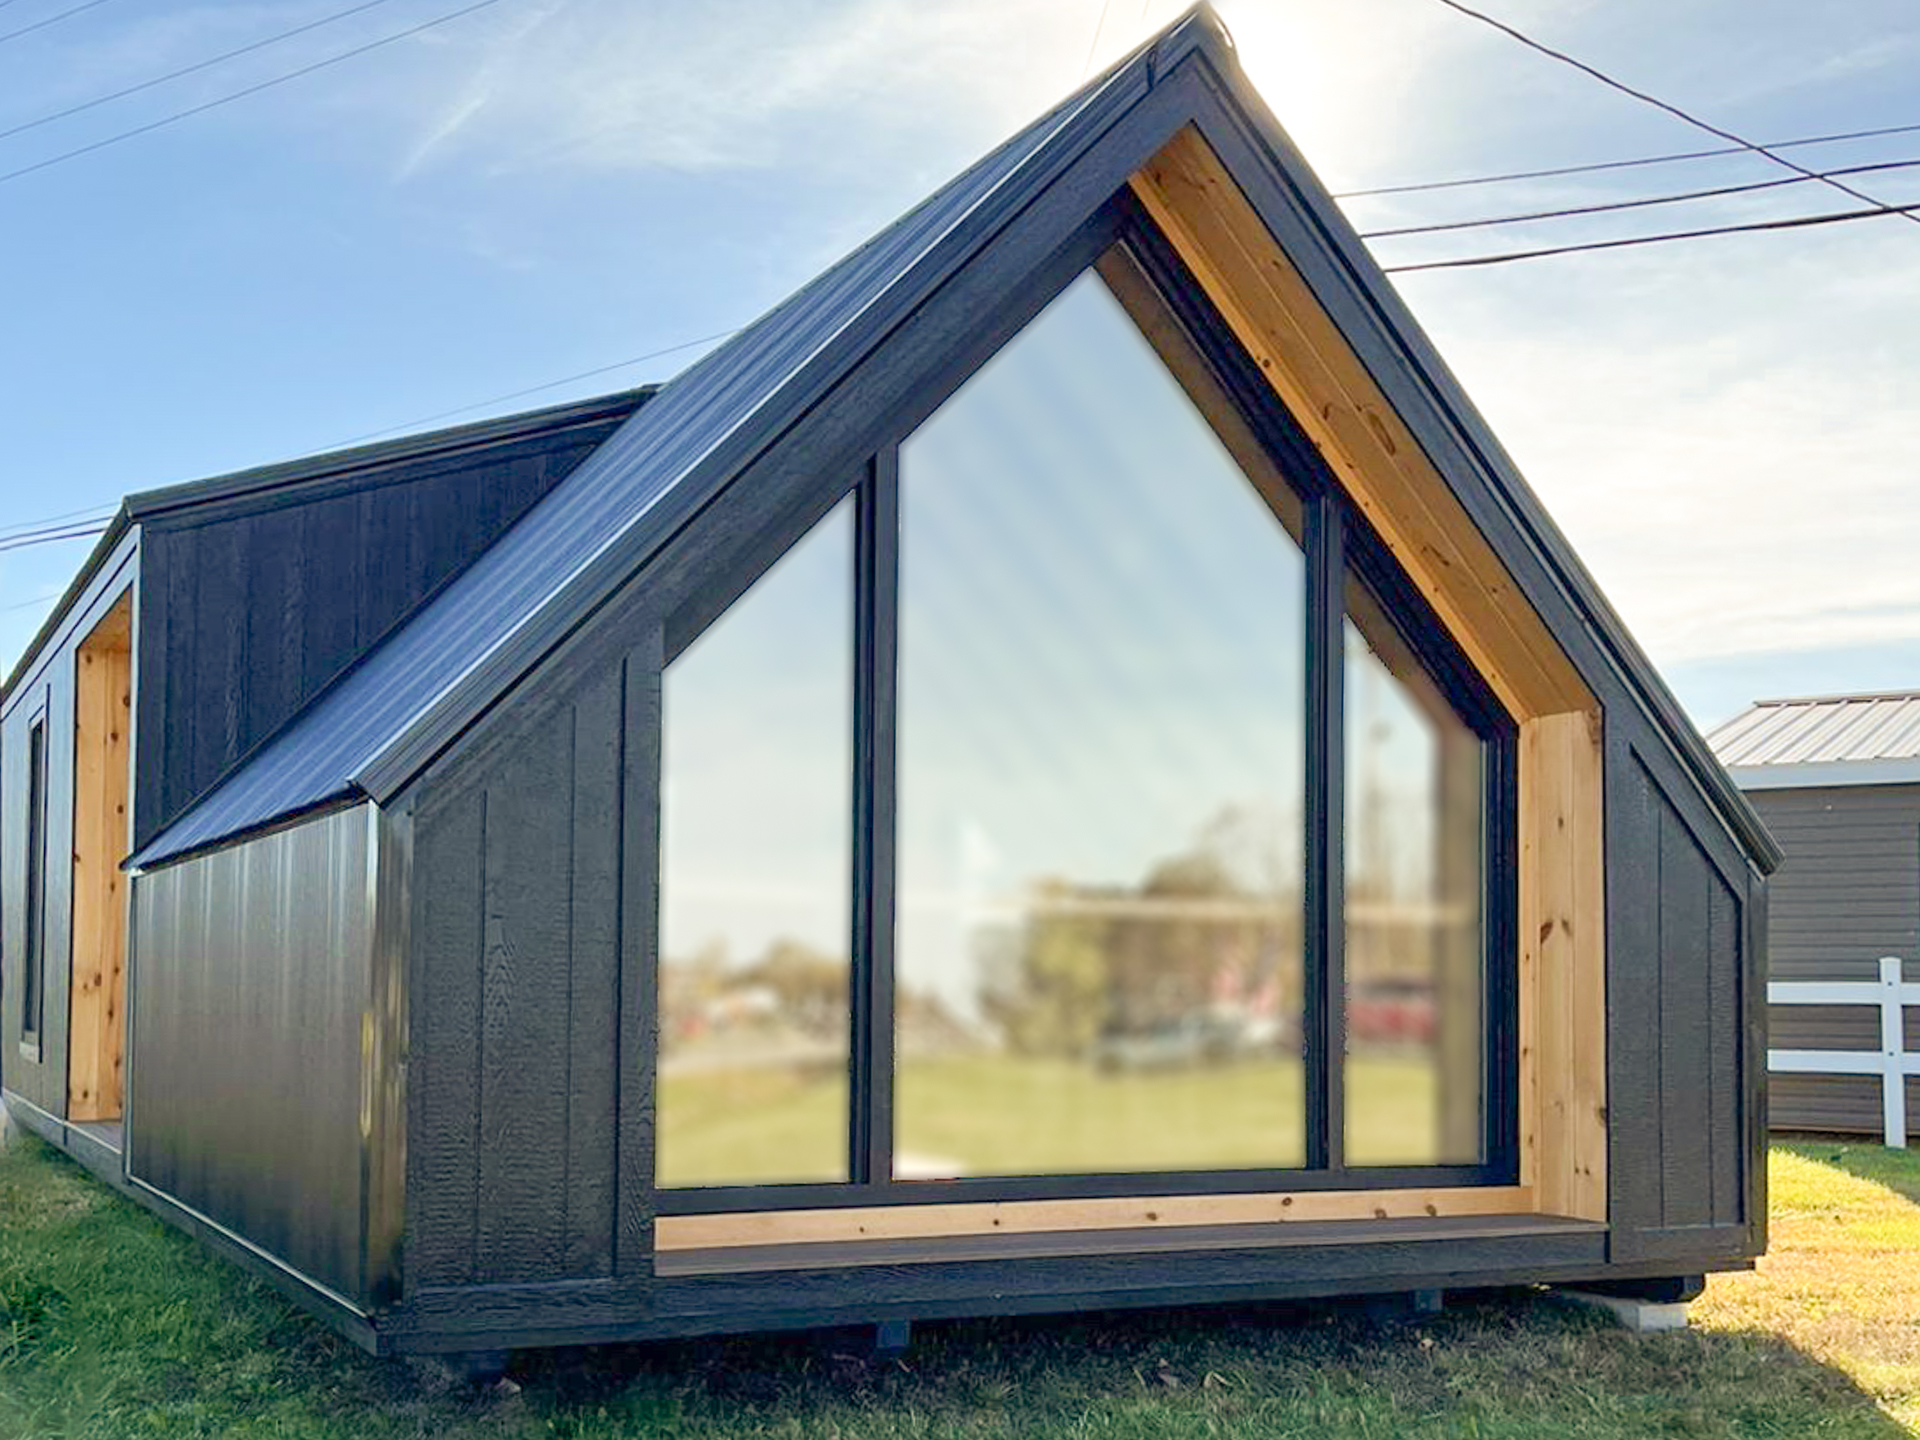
[1,1130,1915,1437]
[660,1053,1450,1185]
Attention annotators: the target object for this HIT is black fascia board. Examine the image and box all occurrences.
[126,386,657,526]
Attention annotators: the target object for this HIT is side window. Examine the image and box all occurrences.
[658,497,855,1188]
[21,714,47,1045]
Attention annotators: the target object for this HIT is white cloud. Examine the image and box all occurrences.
[397,0,1096,179]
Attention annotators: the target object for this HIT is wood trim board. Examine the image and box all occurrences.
[67,592,132,1123]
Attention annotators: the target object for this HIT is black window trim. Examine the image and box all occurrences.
[656,194,1520,1214]
[19,700,49,1057]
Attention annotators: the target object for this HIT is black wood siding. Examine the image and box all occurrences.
[132,424,625,852]
[1607,738,1758,1261]
[404,655,638,1290]
[1747,784,1920,1136]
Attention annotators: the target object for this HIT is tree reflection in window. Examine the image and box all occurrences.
[658,499,853,1188]
[894,261,1309,1179]
[1343,577,1486,1167]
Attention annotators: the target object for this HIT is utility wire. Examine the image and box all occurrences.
[1080,0,1113,78]
[0,0,407,145]
[1432,0,1920,230]
[1334,119,1920,199]
[0,0,118,47]
[0,522,110,553]
[0,501,116,540]
[0,514,118,546]
[1383,198,1920,272]
[0,0,503,187]
[1360,156,1920,238]
[333,328,740,448]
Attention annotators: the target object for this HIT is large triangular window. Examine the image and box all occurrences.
[657,207,1515,1206]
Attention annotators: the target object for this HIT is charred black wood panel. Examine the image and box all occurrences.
[1609,739,1753,1260]
[405,655,633,1293]
[132,427,621,851]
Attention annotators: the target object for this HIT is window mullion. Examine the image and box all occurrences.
[851,451,900,1190]
[1304,496,1346,1174]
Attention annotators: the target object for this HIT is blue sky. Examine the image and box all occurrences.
[2,0,1918,730]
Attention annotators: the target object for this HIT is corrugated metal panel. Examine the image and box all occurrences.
[127,805,394,1308]
[1710,692,1920,768]
[129,21,1176,870]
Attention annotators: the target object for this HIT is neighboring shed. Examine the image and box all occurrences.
[1710,691,1920,1138]
[5,6,1775,1364]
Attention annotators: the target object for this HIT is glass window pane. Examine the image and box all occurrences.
[658,499,853,1187]
[895,262,1308,1179]
[1343,579,1485,1167]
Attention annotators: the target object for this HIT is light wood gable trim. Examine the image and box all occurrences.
[1132,128,1607,1223]
[657,1186,1535,1251]
[68,591,133,1123]
[1128,129,1588,721]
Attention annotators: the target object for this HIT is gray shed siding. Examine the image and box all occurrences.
[1748,783,1920,1137]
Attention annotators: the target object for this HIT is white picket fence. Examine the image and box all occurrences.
[1769,956,1920,1148]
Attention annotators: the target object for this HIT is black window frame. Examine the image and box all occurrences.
[19,706,49,1055]
[656,195,1519,1214]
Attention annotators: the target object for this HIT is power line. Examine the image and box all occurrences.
[0,522,110,553]
[0,501,116,541]
[0,0,503,188]
[1080,0,1113,78]
[332,328,740,448]
[0,0,407,145]
[1333,119,1920,199]
[0,512,117,547]
[1432,0,1920,230]
[0,0,118,47]
[1359,156,1920,239]
[1382,198,1920,273]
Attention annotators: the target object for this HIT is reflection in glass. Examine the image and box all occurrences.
[658,500,853,1187]
[1343,580,1485,1167]
[895,259,1308,1179]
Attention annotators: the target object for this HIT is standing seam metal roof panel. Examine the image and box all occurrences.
[1708,693,1920,768]
[129,21,1181,868]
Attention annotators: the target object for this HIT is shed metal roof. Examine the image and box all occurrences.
[129,3,1780,874]
[1708,692,1920,790]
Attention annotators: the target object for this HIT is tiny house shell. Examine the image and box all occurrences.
[4,7,1777,1359]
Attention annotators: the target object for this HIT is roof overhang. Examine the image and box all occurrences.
[1731,758,1920,791]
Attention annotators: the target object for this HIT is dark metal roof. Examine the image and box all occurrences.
[131,2,1779,874]
[130,20,1183,869]
[3,386,656,701]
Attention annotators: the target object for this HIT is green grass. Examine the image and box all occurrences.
[2,1128,1917,1437]
[661,1053,1451,1186]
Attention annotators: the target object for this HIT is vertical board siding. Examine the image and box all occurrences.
[1610,746,1751,1255]
[407,662,629,1292]
[1747,785,1920,1135]
[407,787,486,1287]
[132,433,619,852]
[127,807,376,1303]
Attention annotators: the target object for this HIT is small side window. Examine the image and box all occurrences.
[21,714,47,1044]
